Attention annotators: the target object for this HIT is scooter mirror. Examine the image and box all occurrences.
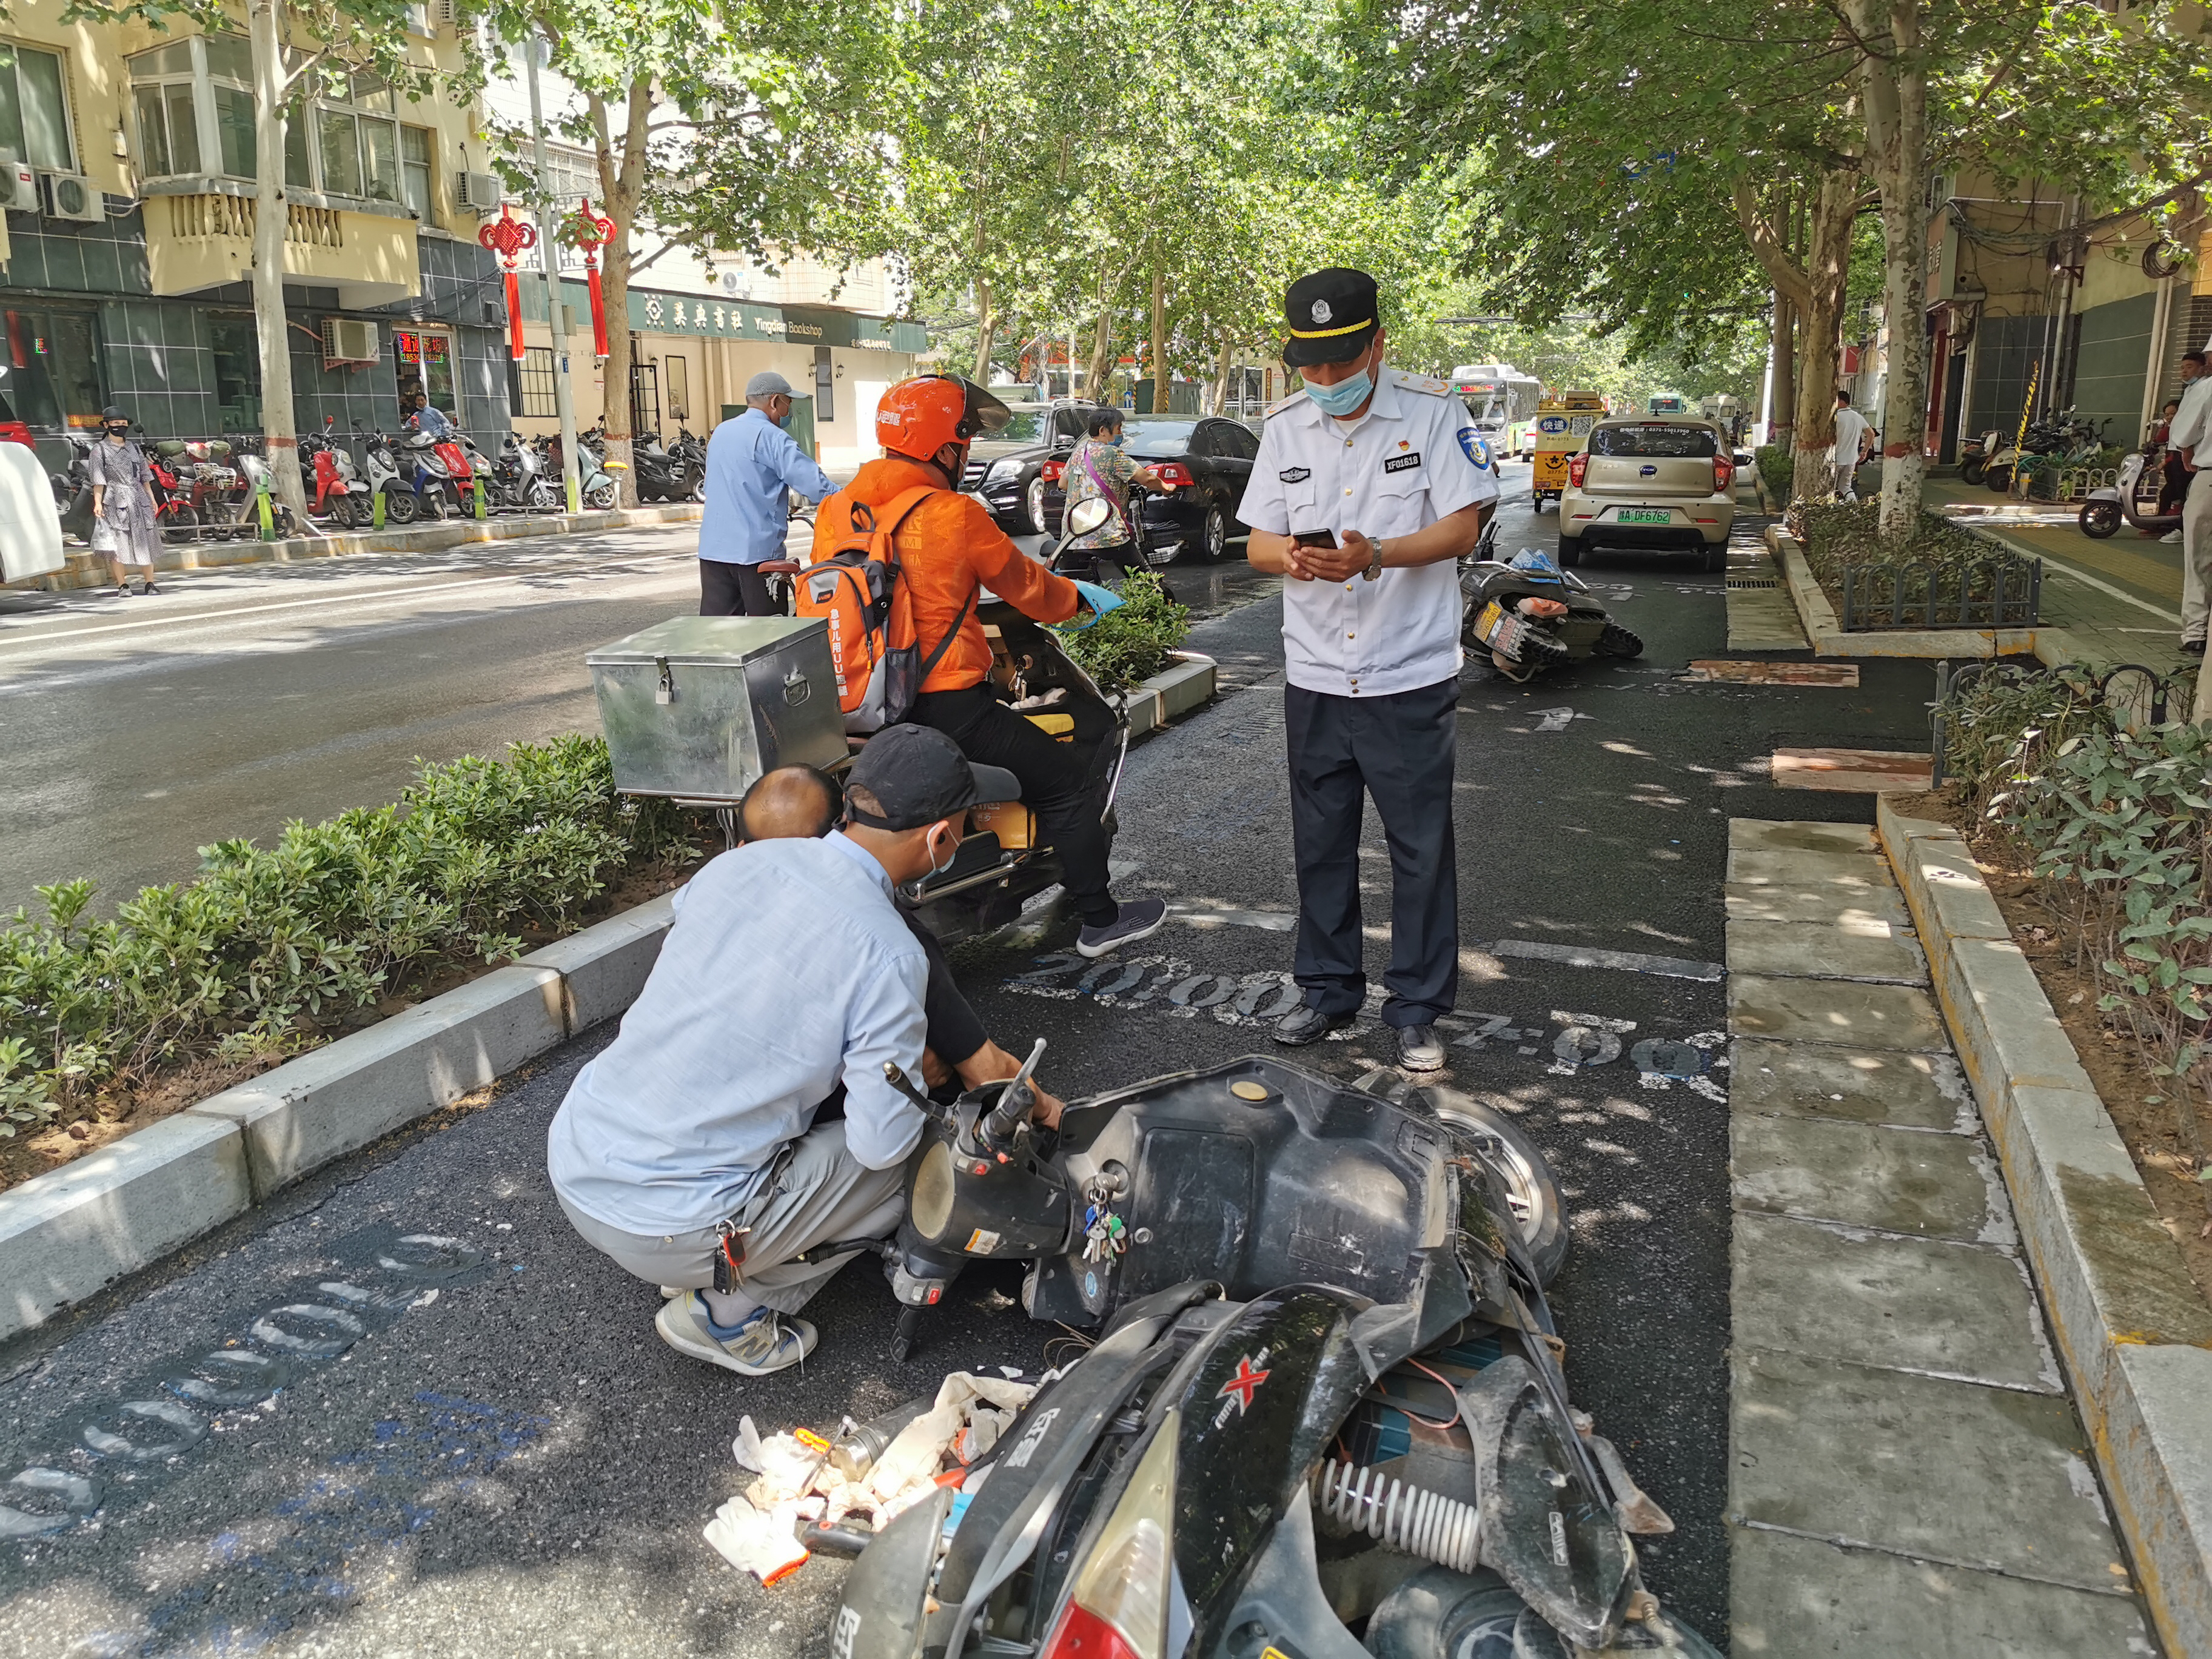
[1067,497,1112,538]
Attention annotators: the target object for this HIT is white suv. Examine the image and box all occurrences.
[1558,417,1736,572]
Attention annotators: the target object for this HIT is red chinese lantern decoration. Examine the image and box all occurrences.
[476,203,538,363]
[570,199,617,361]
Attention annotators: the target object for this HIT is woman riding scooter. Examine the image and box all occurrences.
[1057,406,1176,586]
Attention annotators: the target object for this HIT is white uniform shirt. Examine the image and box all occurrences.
[2167,374,2212,455]
[1240,369,1500,697]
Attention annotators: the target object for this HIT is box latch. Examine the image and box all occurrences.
[783,665,810,706]
[655,655,677,705]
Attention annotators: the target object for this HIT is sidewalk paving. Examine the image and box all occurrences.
[1723,819,2155,1655]
[1920,478,2188,675]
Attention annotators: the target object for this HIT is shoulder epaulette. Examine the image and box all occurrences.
[1392,370,1450,396]
[1264,390,1307,417]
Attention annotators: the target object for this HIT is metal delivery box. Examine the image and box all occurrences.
[587,615,846,802]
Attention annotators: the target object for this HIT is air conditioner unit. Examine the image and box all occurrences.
[44,172,103,223]
[323,317,381,365]
[432,0,458,22]
[0,160,36,214]
[453,171,503,213]
[719,269,751,300]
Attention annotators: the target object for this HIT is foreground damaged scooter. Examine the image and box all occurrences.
[825,1054,1717,1657]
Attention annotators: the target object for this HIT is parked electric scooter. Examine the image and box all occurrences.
[396,427,455,520]
[2079,447,2184,540]
[549,426,620,510]
[49,432,94,543]
[828,1052,1715,1658]
[357,426,421,525]
[1957,427,2005,487]
[491,432,556,510]
[631,429,703,502]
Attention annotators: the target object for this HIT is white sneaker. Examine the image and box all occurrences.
[2163,530,2183,544]
[654,1292,816,1376]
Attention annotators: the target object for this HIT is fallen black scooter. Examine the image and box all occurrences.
[1461,541,1642,684]
[828,1053,1715,1658]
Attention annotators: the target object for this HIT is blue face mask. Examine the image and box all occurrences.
[1098,433,1122,449]
[1305,363,1375,418]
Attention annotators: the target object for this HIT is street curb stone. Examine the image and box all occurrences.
[0,1114,251,1341]
[6,504,705,594]
[1122,651,1216,737]
[521,893,677,1036]
[1877,792,2212,1657]
[1767,531,2036,660]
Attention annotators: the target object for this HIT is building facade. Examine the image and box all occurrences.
[0,4,512,476]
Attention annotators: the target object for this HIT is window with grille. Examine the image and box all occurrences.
[518,346,557,418]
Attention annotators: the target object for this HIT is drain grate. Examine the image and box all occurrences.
[1726,577,1780,589]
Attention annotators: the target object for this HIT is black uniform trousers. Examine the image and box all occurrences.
[1285,676,1459,1028]
[910,683,1118,928]
[699,558,779,617]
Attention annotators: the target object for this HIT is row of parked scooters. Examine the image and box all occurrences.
[51,418,708,542]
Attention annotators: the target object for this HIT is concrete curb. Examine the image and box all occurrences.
[1877,794,2212,1657]
[0,664,1225,1347]
[1122,650,1216,737]
[1768,529,2037,660]
[7,503,704,594]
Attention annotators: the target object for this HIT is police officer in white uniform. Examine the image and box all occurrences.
[1239,268,1500,1071]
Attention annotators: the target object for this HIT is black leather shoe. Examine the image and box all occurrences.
[1272,1004,1354,1046]
[1397,1024,1447,1072]
[2183,638,2206,656]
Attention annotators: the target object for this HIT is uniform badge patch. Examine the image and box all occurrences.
[1382,453,1421,474]
[1279,466,1312,483]
[1458,428,1492,469]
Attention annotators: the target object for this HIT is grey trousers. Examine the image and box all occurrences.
[2184,470,2212,643]
[557,1121,907,1324]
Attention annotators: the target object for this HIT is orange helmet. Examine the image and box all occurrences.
[876,374,1011,464]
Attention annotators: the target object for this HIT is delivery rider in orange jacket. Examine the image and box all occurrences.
[813,375,1170,958]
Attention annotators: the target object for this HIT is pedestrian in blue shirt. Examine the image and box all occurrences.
[699,369,837,615]
[405,392,453,442]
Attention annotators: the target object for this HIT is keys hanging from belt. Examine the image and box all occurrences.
[712,1218,751,1295]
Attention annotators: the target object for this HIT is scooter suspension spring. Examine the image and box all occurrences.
[1313,1459,1480,1574]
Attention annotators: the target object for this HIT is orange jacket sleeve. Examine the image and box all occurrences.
[957,495,1081,623]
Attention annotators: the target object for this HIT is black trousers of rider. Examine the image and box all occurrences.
[699,559,777,617]
[910,683,1118,929]
[1285,677,1460,1028]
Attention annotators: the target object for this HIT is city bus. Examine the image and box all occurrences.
[1450,364,1543,458]
[1646,393,1689,415]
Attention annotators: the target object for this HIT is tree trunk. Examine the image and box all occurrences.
[1210,335,1233,414]
[1150,258,1168,413]
[1791,170,1856,506]
[1852,0,1931,540]
[592,76,653,508]
[1771,290,1797,451]
[972,274,996,382]
[249,0,306,525]
[1085,273,1116,402]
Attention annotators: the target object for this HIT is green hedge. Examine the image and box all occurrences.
[1061,570,1191,690]
[1755,444,1792,504]
[0,735,697,1137]
[1942,666,2211,1157]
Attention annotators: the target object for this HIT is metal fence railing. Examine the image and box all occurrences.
[1839,554,2042,631]
[1928,659,2197,786]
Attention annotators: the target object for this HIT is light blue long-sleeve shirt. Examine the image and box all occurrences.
[407,406,454,441]
[700,406,837,565]
[546,832,929,1235]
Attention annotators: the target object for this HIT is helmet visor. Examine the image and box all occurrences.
[956,378,1013,438]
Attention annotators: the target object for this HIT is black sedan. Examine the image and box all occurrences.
[1039,415,1258,562]
[962,401,1105,533]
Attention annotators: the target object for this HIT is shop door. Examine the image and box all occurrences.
[2,305,104,433]
[630,360,661,440]
[395,327,455,420]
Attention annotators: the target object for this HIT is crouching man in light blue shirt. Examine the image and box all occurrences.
[546,726,1030,1376]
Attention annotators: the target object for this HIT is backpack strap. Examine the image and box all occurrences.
[877,482,975,686]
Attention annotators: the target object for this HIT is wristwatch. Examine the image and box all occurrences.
[1362,538,1386,581]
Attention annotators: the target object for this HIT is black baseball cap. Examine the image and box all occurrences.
[1282,268,1380,368]
[844,725,1020,831]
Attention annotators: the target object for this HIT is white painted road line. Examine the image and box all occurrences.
[1493,937,1726,982]
[1169,903,1297,933]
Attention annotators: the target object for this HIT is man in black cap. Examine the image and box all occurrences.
[1238,267,1498,1071]
[547,726,1060,1377]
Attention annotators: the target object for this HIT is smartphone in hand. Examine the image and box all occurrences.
[1292,529,1339,550]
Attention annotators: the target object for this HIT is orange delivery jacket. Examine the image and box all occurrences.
[811,454,1082,695]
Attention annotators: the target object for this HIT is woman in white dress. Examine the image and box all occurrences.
[85,404,163,596]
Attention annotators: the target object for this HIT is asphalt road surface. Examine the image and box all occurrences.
[0,472,1942,1656]
[0,512,1278,913]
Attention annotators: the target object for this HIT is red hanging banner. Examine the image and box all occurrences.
[476,204,538,363]
[571,199,617,361]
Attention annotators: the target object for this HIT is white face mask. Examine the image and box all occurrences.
[925,824,957,877]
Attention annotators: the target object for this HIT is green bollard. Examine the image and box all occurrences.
[474,475,488,520]
[256,477,276,540]
[372,488,386,530]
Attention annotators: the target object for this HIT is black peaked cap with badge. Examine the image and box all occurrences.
[1282,268,1379,369]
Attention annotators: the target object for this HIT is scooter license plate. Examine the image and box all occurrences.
[1475,600,1507,643]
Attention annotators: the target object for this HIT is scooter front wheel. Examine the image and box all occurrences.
[585,480,617,511]
[1960,455,1988,486]
[2079,499,2123,539]
[1419,1087,1568,1285]
[384,488,419,525]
